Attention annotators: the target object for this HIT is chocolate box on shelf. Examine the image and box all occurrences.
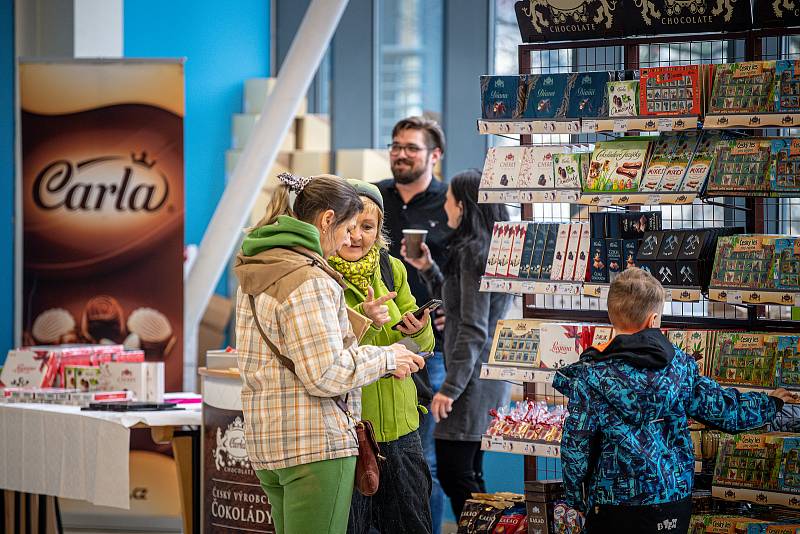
[539,323,593,369]
[565,71,614,118]
[553,153,583,189]
[480,75,524,119]
[518,223,539,279]
[623,239,640,270]
[776,335,800,390]
[608,80,639,117]
[709,61,777,114]
[772,237,800,290]
[776,60,800,113]
[657,231,686,261]
[707,138,772,195]
[489,319,541,366]
[710,235,777,290]
[522,73,570,119]
[549,223,572,281]
[769,138,800,193]
[606,239,624,282]
[485,223,506,277]
[572,224,592,283]
[637,231,665,261]
[640,65,703,117]
[589,238,609,283]
[584,139,651,193]
[528,223,550,280]
[508,223,529,278]
[539,223,561,281]
[711,333,779,387]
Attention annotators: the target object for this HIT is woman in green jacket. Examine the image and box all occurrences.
[329,180,435,534]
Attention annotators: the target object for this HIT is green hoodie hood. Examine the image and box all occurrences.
[241,215,323,257]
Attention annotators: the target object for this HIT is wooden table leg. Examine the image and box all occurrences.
[172,434,194,534]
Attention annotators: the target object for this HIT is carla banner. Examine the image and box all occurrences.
[20,60,185,390]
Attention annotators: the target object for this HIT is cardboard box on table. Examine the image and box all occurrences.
[336,149,392,182]
[197,295,233,370]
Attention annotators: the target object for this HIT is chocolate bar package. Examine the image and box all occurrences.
[561,224,582,282]
[528,223,550,280]
[584,139,650,193]
[565,71,613,118]
[495,223,517,277]
[619,211,662,239]
[682,132,722,192]
[659,133,701,192]
[606,239,624,282]
[554,153,583,189]
[709,61,777,114]
[480,147,524,189]
[638,231,664,261]
[608,81,639,117]
[653,261,678,286]
[573,224,592,283]
[485,223,505,276]
[623,239,640,270]
[776,60,800,113]
[710,235,777,289]
[658,231,686,261]
[480,76,524,119]
[589,238,608,283]
[519,146,561,189]
[778,436,800,493]
[508,223,529,278]
[769,138,800,193]
[640,65,703,116]
[539,223,560,281]
[707,138,772,195]
[522,73,570,119]
[772,237,800,290]
[549,223,572,281]
[712,333,779,387]
[518,223,539,279]
[640,134,679,192]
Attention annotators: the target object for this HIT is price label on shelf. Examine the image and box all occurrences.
[500,368,517,379]
[520,281,538,294]
[657,118,673,132]
[490,436,504,449]
[646,194,663,205]
[613,119,629,132]
[599,286,610,299]
[598,195,614,206]
[728,291,744,304]
[664,290,673,302]
[582,119,598,133]
[557,190,580,203]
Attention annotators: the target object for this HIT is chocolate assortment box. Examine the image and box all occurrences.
[584,139,651,193]
[706,139,772,194]
[772,237,800,290]
[565,71,614,118]
[480,75,525,119]
[607,81,639,117]
[776,60,800,113]
[640,66,703,116]
[777,335,800,389]
[711,333,779,387]
[769,138,800,193]
[488,319,541,366]
[710,235,778,289]
[709,61,777,114]
[523,73,570,119]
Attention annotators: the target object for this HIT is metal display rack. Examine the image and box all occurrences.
[479,29,800,488]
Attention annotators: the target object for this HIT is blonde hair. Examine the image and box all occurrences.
[607,268,665,331]
[360,196,391,250]
[254,174,363,229]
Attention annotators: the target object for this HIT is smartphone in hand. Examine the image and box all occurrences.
[391,299,442,331]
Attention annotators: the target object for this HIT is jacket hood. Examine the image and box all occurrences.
[241,215,323,257]
[555,329,687,426]
[233,245,344,296]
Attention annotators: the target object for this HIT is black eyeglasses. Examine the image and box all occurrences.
[387,143,434,156]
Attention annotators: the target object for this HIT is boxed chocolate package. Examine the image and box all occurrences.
[560,224,582,282]
[676,262,700,287]
[608,81,639,117]
[518,223,539,279]
[549,223,572,281]
[659,133,702,192]
[658,231,685,261]
[519,147,561,189]
[589,238,608,283]
[99,360,165,402]
[777,335,800,389]
[528,223,550,280]
[638,231,664,261]
[539,223,560,280]
[485,223,506,276]
[572,224,592,283]
[496,223,517,277]
[565,71,613,118]
[776,60,800,113]
[539,323,592,369]
[480,76,524,119]
[584,139,651,193]
[769,138,800,193]
[489,320,541,366]
[710,235,777,289]
[640,134,679,192]
[508,223,529,278]
[623,239,640,270]
[522,73,570,119]
[616,211,663,240]
[772,237,800,290]
[606,239,624,282]
[712,333,779,387]
[709,61,777,114]
[652,261,678,286]
[678,230,711,261]
[640,66,703,116]
[707,138,772,194]
[553,153,583,189]
[481,147,524,190]
[682,132,723,192]
[0,349,59,388]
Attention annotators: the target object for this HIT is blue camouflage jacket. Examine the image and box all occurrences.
[552,328,780,512]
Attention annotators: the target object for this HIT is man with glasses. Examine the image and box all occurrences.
[377,116,449,534]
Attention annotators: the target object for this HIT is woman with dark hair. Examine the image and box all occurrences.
[235,173,425,534]
[402,168,512,519]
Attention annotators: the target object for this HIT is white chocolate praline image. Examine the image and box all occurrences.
[31,308,77,344]
[127,307,175,358]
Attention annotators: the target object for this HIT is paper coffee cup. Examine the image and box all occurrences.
[403,229,428,259]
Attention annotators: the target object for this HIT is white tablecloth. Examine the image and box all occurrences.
[0,401,201,509]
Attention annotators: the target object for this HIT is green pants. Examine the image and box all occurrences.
[256,456,356,534]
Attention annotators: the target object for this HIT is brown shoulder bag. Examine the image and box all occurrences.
[247,294,384,496]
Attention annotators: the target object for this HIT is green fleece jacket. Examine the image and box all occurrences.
[339,255,435,443]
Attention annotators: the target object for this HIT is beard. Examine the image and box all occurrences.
[391,158,427,185]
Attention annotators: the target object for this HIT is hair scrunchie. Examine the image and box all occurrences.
[277,172,312,193]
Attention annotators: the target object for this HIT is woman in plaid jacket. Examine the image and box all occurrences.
[234,174,426,534]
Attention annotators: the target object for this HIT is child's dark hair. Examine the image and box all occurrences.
[444,169,510,276]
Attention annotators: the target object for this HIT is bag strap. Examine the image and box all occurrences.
[378,248,395,293]
[248,294,350,415]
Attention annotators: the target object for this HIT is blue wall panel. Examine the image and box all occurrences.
[124,0,270,295]
[0,0,15,364]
